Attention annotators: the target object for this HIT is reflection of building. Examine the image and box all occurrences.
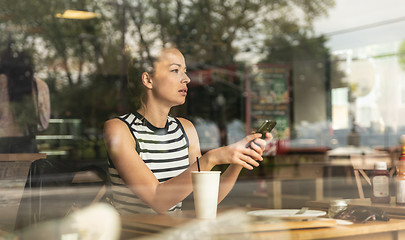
[332,88,349,129]
[187,65,239,87]
[246,64,290,141]
[185,65,244,151]
[330,44,405,147]
[193,118,220,151]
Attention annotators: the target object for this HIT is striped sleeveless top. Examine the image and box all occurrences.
[108,112,190,214]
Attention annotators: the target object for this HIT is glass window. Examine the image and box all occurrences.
[1,0,404,238]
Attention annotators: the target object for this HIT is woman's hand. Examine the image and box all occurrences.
[206,133,272,170]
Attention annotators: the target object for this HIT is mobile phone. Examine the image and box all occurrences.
[255,120,277,139]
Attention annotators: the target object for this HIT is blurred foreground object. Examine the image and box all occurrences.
[136,209,253,240]
[6,203,120,240]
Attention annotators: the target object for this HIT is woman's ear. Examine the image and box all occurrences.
[141,72,153,89]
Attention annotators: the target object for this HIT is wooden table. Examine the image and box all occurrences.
[120,207,405,240]
[0,153,46,162]
[0,153,46,180]
[267,153,326,208]
[0,153,47,232]
[306,197,405,217]
[325,147,392,198]
[326,147,392,173]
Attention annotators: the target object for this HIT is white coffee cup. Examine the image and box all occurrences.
[191,171,221,219]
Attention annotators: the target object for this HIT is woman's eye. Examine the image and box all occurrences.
[171,69,179,73]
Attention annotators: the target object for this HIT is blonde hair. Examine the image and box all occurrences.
[127,46,181,110]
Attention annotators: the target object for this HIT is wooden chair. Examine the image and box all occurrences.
[72,169,107,204]
[350,153,392,199]
[66,168,108,215]
[14,159,109,231]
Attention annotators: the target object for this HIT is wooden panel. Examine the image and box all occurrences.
[248,219,337,232]
[0,153,46,162]
[0,161,31,180]
[120,209,405,240]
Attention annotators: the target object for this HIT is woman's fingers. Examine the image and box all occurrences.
[224,133,271,170]
[231,147,262,170]
[244,133,262,143]
[238,161,253,170]
[225,147,259,169]
[247,146,264,161]
[265,132,273,140]
[240,153,260,167]
[244,133,264,149]
[235,156,257,170]
[249,138,267,151]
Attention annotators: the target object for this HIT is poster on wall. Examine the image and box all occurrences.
[246,64,290,155]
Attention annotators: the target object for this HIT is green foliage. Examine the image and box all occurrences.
[261,31,345,89]
[399,41,405,72]
[0,0,339,158]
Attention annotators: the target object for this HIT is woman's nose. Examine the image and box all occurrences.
[182,73,191,84]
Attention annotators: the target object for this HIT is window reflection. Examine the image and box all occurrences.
[1,0,405,238]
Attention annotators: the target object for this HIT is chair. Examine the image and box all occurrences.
[65,167,109,215]
[71,168,108,204]
[14,160,108,231]
[350,153,392,199]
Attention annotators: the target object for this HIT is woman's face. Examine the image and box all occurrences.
[150,48,191,107]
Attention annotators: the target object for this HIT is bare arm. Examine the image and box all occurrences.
[104,118,268,214]
[179,118,270,204]
[34,77,50,131]
[104,119,201,214]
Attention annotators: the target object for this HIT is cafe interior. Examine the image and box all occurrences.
[2,0,405,239]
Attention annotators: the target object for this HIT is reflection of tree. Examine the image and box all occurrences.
[260,33,345,138]
[145,0,335,66]
[0,0,123,157]
[0,0,338,155]
[145,0,337,138]
[399,41,405,71]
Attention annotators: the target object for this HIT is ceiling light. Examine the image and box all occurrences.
[55,10,99,20]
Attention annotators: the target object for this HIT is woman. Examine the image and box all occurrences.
[1,45,52,231]
[103,47,272,214]
[0,46,50,153]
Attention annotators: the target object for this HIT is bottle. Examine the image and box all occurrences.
[370,162,390,204]
[396,141,405,205]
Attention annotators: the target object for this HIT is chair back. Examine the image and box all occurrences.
[350,153,392,199]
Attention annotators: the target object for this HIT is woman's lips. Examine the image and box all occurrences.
[179,88,187,96]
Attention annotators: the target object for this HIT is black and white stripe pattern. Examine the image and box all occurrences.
[108,112,190,214]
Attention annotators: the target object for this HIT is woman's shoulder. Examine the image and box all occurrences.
[104,118,136,151]
[0,74,7,88]
[106,113,136,124]
[34,77,46,86]
[34,77,49,92]
[104,113,141,131]
[176,117,195,129]
[103,117,134,143]
[104,118,125,131]
[176,117,199,139]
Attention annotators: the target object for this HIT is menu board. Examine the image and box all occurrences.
[248,64,290,141]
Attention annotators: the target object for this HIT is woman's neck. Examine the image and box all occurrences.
[137,105,170,128]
